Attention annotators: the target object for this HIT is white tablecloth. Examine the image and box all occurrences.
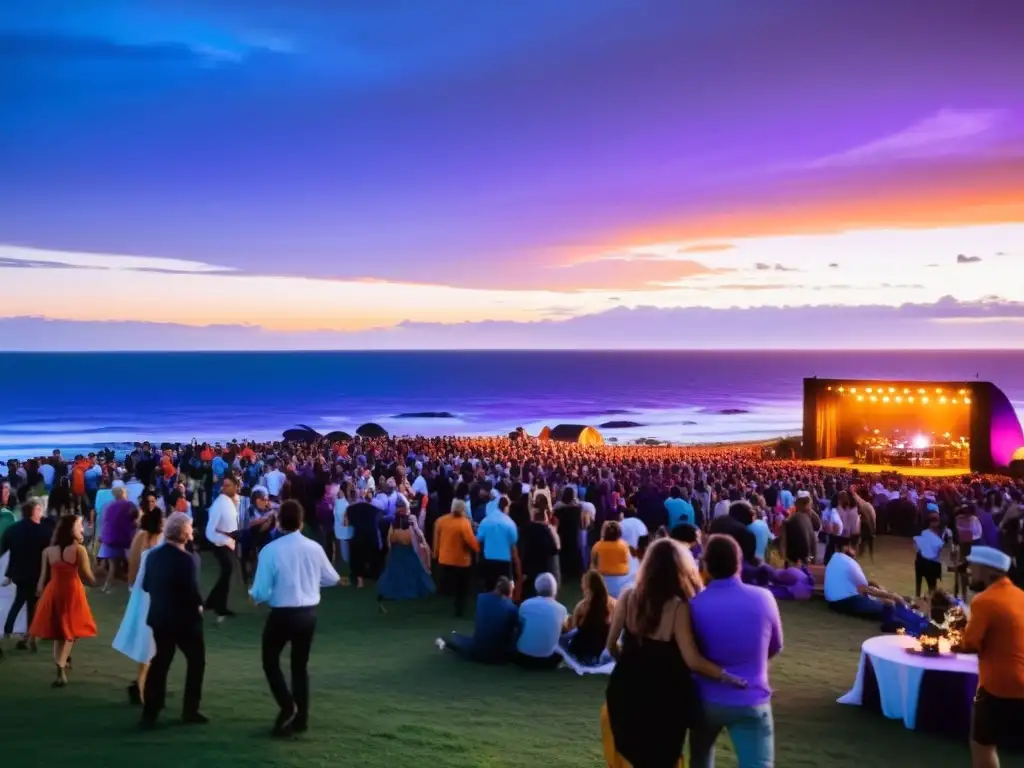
[838,634,978,730]
[0,551,28,634]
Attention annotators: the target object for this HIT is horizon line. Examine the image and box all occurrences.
[2,348,1023,354]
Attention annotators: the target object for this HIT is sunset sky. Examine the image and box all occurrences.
[2,0,1023,349]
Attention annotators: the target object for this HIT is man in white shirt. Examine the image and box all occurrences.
[250,499,341,737]
[263,464,286,502]
[205,475,240,621]
[824,539,904,621]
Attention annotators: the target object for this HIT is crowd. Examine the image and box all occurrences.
[2,435,1024,765]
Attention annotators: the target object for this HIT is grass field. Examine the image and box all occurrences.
[0,537,968,767]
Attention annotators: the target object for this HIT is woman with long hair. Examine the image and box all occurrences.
[602,538,745,768]
[376,498,435,614]
[28,514,97,687]
[562,569,615,665]
[112,505,164,704]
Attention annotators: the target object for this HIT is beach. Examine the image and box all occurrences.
[1,350,1022,459]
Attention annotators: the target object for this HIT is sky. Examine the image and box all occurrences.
[2,0,1023,349]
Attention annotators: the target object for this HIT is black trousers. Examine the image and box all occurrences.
[3,582,37,636]
[143,625,205,721]
[262,607,317,725]
[205,545,233,616]
[915,554,943,596]
[480,559,512,592]
[348,538,378,580]
[441,565,471,617]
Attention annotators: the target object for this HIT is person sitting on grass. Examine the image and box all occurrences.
[437,576,518,664]
[512,573,567,670]
[560,570,616,666]
[824,536,905,628]
[591,521,633,598]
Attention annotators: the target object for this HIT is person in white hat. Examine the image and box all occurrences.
[960,545,1024,765]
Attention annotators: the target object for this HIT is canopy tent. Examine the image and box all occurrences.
[282,427,321,443]
[325,430,353,442]
[548,424,604,446]
[356,422,389,438]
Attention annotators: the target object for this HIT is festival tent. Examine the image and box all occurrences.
[508,427,530,440]
[325,430,353,442]
[282,427,321,443]
[548,424,605,446]
[538,426,552,441]
[356,422,389,438]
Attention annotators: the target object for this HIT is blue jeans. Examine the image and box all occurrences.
[689,702,774,768]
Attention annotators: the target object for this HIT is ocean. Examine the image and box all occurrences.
[1,351,1022,459]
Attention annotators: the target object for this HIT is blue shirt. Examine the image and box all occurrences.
[472,592,519,657]
[665,498,695,529]
[516,597,568,658]
[689,576,783,707]
[477,511,518,562]
[748,519,775,561]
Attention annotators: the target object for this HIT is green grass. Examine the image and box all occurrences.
[0,538,966,767]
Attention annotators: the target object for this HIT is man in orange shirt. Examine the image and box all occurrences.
[961,546,1024,767]
[432,500,479,617]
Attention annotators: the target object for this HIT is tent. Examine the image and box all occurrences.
[548,424,604,446]
[538,426,552,441]
[325,430,353,442]
[508,426,530,440]
[356,422,389,438]
[282,427,321,443]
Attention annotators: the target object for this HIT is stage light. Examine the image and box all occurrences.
[882,396,890,403]
[870,395,877,402]
[922,396,929,404]
[857,395,864,402]
[911,435,931,450]
[936,388,943,394]
[918,388,926,394]
[958,388,967,395]
[908,396,915,403]
[850,387,857,394]
[895,396,902,403]
[838,386,845,393]
[874,429,880,434]
[964,397,971,405]
[939,396,947,404]
[866,387,873,393]
[888,387,895,393]
[952,398,958,404]
[903,388,910,394]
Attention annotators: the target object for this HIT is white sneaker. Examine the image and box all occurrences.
[434,637,446,651]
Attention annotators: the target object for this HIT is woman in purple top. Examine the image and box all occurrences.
[688,534,783,768]
[99,487,140,592]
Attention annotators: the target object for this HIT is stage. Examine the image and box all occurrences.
[807,457,968,478]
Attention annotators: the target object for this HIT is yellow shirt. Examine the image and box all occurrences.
[593,540,630,577]
[961,577,1024,698]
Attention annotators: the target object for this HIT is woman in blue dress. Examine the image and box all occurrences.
[377,499,434,613]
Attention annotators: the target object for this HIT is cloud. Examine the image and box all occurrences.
[829,263,839,268]
[957,254,982,264]
[547,256,721,290]
[754,263,771,270]
[810,108,1008,168]
[773,264,797,272]
[6,297,1023,351]
[0,30,292,68]
[0,245,235,274]
[677,243,734,255]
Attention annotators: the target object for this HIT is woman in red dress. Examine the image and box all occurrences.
[30,514,98,687]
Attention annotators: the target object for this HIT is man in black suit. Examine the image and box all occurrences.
[141,512,207,728]
[1,499,50,653]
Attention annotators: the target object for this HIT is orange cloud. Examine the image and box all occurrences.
[612,157,1024,250]
[545,257,724,290]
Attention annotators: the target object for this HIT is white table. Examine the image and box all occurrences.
[839,634,978,731]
